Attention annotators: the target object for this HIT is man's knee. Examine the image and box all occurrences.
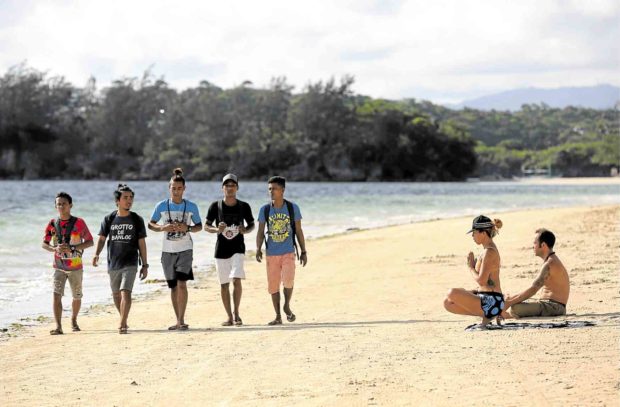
[221,282,230,290]
[233,278,241,287]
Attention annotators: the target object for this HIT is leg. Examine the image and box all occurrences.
[282,253,296,322]
[269,292,282,325]
[52,293,63,333]
[71,298,81,331]
[170,286,180,322]
[266,255,283,325]
[283,287,295,322]
[177,280,188,327]
[68,270,83,331]
[112,292,121,314]
[444,288,485,318]
[220,283,233,325]
[119,290,132,330]
[232,278,242,323]
[51,270,66,334]
[109,269,122,314]
[510,301,544,318]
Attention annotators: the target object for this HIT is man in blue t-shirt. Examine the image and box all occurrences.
[256,176,307,325]
[93,184,148,334]
[148,168,202,331]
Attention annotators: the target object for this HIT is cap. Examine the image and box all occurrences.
[466,215,494,234]
[222,173,238,185]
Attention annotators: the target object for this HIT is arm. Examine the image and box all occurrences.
[138,237,148,280]
[186,223,202,233]
[92,235,107,266]
[204,220,226,234]
[505,263,550,307]
[295,220,307,266]
[74,239,94,252]
[255,222,266,262]
[42,241,65,254]
[149,220,174,233]
[239,221,255,235]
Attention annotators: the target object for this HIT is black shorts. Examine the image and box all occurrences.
[167,269,194,289]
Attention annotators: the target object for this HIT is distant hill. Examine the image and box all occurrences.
[453,84,619,111]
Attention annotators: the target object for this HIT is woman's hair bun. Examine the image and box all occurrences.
[493,219,503,229]
[173,168,183,176]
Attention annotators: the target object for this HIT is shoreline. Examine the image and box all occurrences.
[2,202,617,339]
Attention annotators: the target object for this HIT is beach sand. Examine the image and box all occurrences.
[1,205,618,406]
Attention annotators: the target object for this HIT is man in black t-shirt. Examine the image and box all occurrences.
[205,174,255,326]
[93,184,148,334]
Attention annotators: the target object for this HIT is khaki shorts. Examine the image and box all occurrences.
[109,267,138,292]
[53,269,83,299]
[511,299,566,318]
[266,253,296,294]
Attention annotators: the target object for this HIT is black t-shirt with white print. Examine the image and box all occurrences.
[99,211,147,271]
[206,200,254,259]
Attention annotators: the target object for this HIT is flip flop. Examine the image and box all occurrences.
[286,313,296,323]
[221,320,234,327]
[49,328,64,335]
[267,318,282,326]
[179,324,189,331]
[168,325,179,330]
[234,317,243,326]
[119,327,128,334]
[71,324,81,332]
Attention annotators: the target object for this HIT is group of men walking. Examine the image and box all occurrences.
[42,169,307,335]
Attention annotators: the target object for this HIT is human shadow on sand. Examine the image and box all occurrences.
[80,319,453,335]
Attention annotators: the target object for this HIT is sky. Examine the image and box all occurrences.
[0,0,618,104]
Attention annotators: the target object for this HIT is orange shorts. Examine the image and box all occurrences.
[266,253,296,294]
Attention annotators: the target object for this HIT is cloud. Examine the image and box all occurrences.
[0,0,617,103]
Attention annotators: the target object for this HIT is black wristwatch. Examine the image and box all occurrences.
[142,263,149,268]
[187,224,192,233]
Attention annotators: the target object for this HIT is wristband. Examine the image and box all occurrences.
[142,264,149,268]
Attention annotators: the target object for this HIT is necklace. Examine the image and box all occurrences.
[545,251,555,261]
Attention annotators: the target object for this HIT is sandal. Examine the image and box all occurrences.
[267,318,282,326]
[71,323,81,332]
[286,313,296,323]
[49,328,64,335]
[221,320,234,327]
[234,317,243,326]
[119,327,128,334]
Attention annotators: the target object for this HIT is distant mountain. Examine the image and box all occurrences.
[453,84,619,111]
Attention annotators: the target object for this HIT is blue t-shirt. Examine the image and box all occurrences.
[258,201,302,256]
[150,199,202,253]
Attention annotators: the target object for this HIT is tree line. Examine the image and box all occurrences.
[0,64,617,180]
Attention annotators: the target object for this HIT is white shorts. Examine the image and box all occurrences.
[215,253,245,284]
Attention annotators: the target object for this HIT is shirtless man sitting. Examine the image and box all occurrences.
[503,228,569,318]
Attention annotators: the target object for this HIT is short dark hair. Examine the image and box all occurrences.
[268,176,286,188]
[114,184,134,201]
[536,228,556,249]
[55,191,72,204]
[170,168,186,185]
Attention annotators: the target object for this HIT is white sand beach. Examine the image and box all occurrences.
[1,205,618,406]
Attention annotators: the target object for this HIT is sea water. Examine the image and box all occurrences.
[0,180,618,327]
